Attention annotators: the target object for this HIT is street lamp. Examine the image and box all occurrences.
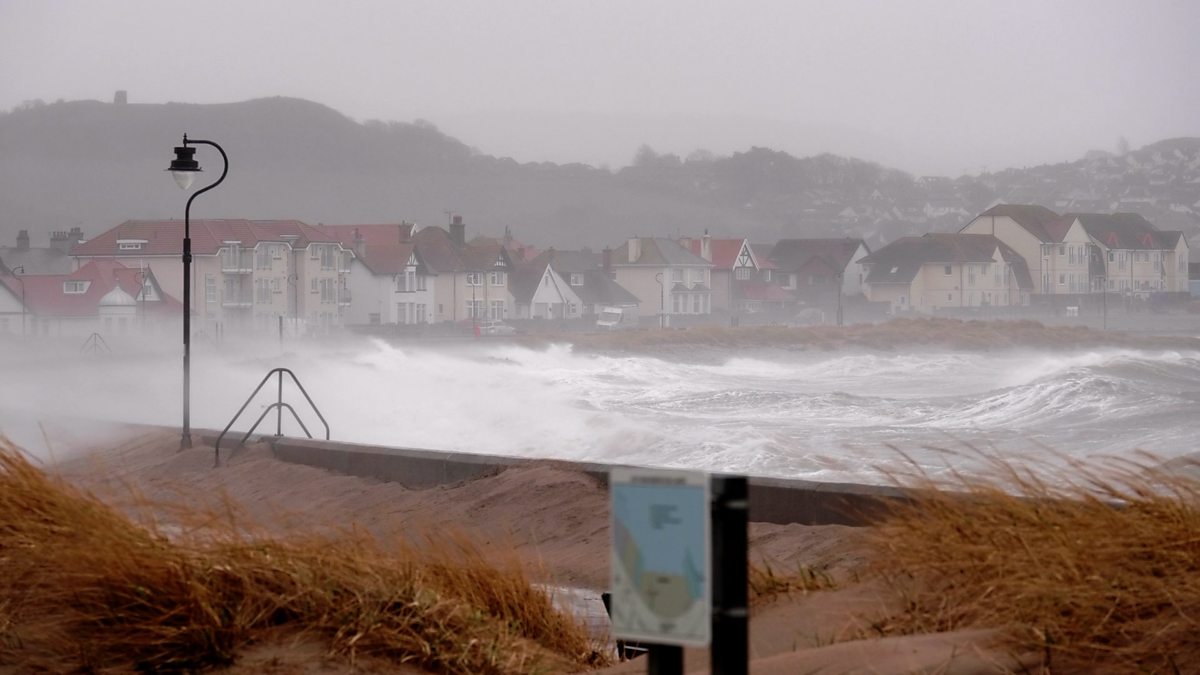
[655,272,665,329]
[835,270,844,326]
[167,134,228,450]
[11,266,25,337]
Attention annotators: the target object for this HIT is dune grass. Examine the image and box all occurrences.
[0,439,605,674]
[871,454,1200,672]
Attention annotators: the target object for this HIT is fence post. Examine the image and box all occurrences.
[711,475,748,675]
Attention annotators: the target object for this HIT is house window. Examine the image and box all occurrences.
[397,302,409,324]
[763,270,772,282]
[118,242,142,250]
[735,267,750,280]
[489,271,506,286]
[490,300,505,320]
[416,304,427,323]
[691,294,701,313]
[785,274,796,289]
[1059,273,1066,286]
[405,269,417,292]
[1108,251,1115,263]
[943,265,952,276]
[671,268,684,283]
[255,279,270,304]
[205,275,216,303]
[63,281,87,294]
[1058,245,1065,256]
[466,272,483,286]
[319,278,335,303]
[569,273,584,286]
[417,275,427,291]
[673,294,683,313]
[466,300,484,318]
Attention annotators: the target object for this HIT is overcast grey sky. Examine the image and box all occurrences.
[3,0,1198,176]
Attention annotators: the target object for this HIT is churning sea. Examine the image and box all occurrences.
[5,337,1199,483]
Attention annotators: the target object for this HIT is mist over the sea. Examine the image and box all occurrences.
[3,338,1198,483]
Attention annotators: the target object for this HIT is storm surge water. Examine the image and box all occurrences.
[3,338,1199,483]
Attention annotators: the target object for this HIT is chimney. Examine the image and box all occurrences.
[701,230,712,262]
[353,228,366,260]
[67,226,84,251]
[16,230,29,251]
[50,230,70,253]
[449,215,466,247]
[603,247,613,275]
[627,237,641,263]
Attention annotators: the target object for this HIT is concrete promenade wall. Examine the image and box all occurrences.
[246,436,912,526]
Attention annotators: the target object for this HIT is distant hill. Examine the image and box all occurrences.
[1,96,1197,249]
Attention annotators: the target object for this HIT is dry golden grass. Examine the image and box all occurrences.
[0,439,606,674]
[748,561,836,605]
[872,454,1200,672]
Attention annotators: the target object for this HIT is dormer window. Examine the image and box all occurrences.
[118,242,142,250]
[64,280,89,294]
[569,273,584,286]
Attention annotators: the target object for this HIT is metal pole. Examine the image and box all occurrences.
[12,267,24,339]
[711,475,749,675]
[647,645,683,675]
[276,369,284,437]
[179,136,228,450]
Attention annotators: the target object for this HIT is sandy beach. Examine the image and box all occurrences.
[31,425,1046,674]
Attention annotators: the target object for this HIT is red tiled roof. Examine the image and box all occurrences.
[72,219,337,258]
[680,238,752,270]
[2,259,181,317]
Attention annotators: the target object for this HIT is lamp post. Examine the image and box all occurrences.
[655,272,665,329]
[11,266,25,338]
[167,134,228,450]
[835,270,844,326]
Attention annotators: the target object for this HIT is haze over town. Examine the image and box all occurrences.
[3,0,1199,176]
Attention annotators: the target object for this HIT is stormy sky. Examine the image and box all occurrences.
[2,0,1198,176]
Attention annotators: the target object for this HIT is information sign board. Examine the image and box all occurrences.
[609,467,711,646]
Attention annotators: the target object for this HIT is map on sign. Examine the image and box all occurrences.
[609,467,710,646]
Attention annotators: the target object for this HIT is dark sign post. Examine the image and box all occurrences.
[710,476,749,675]
[607,469,749,675]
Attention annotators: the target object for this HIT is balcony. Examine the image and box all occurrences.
[221,290,253,308]
[220,251,253,274]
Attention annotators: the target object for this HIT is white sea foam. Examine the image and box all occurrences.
[2,337,1198,482]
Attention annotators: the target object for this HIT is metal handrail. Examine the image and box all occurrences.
[213,367,329,467]
[80,332,111,355]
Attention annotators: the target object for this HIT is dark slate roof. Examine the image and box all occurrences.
[1060,213,1185,250]
[768,238,867,273]
[975,204,1061,242]
[411,227,465,273]
[532,248,602,273]
[509,264,546,304]
[613,238,711,267]
[578,270,639,307]
[860,233,1033,288]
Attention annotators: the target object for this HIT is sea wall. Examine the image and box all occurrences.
[241,436,911,526]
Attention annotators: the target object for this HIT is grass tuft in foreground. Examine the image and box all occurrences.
[0,439,605,674]
[872,454,1200,672]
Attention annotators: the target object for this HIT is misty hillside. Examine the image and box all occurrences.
[2,96,1198,248]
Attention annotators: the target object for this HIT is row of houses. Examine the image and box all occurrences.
[0,204,1189,337]
[860,205,1190,313]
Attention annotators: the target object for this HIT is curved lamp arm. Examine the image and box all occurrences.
[183,137,229,237]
